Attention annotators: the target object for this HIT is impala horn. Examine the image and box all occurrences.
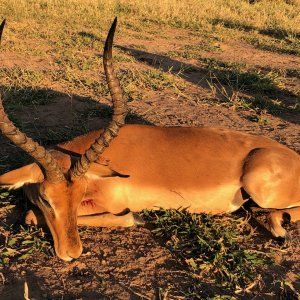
[0,20,5,44]
[0,19,65,183]
[70,17,127,179]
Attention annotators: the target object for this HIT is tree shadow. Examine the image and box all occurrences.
[0,270,46,300]
[0,85,153,171]
[211,18,300,40]
[78,31,101,41]
[117,45,300,125]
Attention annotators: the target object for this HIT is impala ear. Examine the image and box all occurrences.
[0,163,44,189]
[86,162,129,179]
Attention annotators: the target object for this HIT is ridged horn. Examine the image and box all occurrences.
[0,20,5,43]
[0,20,65,183]
[70,17,127,179]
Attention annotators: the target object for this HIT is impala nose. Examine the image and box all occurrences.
[56,238,83,261]
[67,242,83,260]
[59,247,82,262]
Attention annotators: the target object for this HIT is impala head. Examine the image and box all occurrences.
[0,18,127,260]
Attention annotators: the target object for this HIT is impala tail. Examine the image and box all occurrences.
[0,17,127,260]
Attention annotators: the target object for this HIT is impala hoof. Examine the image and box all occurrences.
[24,208,46,227]
[133,213,145,226]
[277,233,291,247]
[25,210,38,226]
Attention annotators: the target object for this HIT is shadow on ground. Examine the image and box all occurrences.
[117,46,300,125]
[0,85,152,172]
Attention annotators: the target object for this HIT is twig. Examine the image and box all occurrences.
[0,272,5,284]
[266,246,288,253]
[24,281,30,300]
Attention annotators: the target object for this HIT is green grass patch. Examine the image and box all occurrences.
[1,64,185,107]
[55,53,99,71]
[244,35,300,56]
[0,67,44,88]
[119,67,186,100]
[285,68,300,79]
[203,58,283,94]
[0,67,58,106]
[203,58,300,114]
[3,87,58,107]
[0,190,16,209]
[186,43,222,53]
[168,50,200,60]
[0,224,53,265]
[143,209,266,293]
[168,39,222,60]
[0,190,53,265]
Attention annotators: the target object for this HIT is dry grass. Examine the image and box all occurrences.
[0,0,298,111]
[0,0,299,35]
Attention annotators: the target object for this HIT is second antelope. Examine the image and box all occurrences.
[0,19,299,261]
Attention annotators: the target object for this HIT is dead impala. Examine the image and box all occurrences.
[0,19,300,261]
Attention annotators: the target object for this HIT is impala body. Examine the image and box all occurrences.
[53,126,300,214]
[0,19,300,261]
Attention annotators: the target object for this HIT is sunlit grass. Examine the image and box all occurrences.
[0,0,299,34]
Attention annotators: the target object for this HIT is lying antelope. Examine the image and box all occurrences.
[0,19,300,261]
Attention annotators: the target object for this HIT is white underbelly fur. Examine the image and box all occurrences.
[115,182,242,214]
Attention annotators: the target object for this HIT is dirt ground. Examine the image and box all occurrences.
[0,24,300,299]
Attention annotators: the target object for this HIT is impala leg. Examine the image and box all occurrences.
[77,212,145,227]
[25,208,46,226]
[242,148,300,239]
[268,207,300,238]
[25,207,144,228]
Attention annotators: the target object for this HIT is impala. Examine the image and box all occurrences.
[0,18,300,261]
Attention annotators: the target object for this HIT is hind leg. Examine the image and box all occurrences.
[242,148,300,238]
[268,207,300,238]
